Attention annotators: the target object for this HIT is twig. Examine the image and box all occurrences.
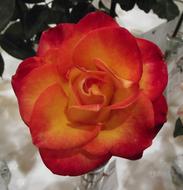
[172,12,183,37]
[110,0,117,17]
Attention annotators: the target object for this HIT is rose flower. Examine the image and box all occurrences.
[12,12,168,176]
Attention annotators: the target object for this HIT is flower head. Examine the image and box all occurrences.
[12,12,168,176]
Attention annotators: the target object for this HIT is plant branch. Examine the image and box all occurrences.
[110,0,117,17]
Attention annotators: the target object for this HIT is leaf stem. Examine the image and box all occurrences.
[110,0,117,17]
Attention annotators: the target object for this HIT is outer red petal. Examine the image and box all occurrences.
[152,95,168,133]
[39,148,111,176]
[73,27,142,82]
[38,12,118,56]
[37,24,75,56]
[37,12,119,76]
[137,38,168,100]
[83,93,155,158]
[76,11,118,33]
[30,84,101,150]
[12,57,42,97]
[12,63,62,124]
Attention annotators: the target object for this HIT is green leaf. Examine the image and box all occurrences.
[70,0,88,3]
[0,33,35,60]
[0,53,4,77]
[23,0,45,3]
[47,9,68,24]
[70,2,96,23]
[117,0,136,11]
[174,118,183,138]
[6,22,25,40]
[12,0,29,22]
[24,5,49,39]
[0,0,15,31]
[52,0,73,10]
[152,0,180,21]
[1,21,36,59]
[137,0,155,13]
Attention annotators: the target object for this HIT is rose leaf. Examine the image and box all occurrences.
[117,0,136,11]
[136,0,155,13]
[0,0,15,32]
[174,118,183,138]
[152,0,180,21]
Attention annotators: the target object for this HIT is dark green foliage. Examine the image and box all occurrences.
[137,0,155,13]
[70,2,96,23]
[152,0,180,21]
[174,118,183,138]
[117,0,136,11]
[0,0,15,31]
[0,0,180,76]
[24,5,50,39]
[0,22,35,59]
[23,0,45,3]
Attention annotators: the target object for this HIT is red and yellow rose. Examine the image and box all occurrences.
[12,12,168,176]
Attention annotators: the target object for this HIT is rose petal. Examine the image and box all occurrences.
[37,12,119,76]
[83,93,155,159]
[76,11,119,32]
[39,148,111,176]
[137,38,168,100]
[30,84,101,150]
[12,57,42,96]
[38,12,118,56]
[73,27,142,82]
[66,105,110,125]
[13,63,62,124]
[37,24,75,56]
[109,83,140,110]
[153,95,168,134]
[69,68,114,106]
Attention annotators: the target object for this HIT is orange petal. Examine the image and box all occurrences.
[13,63,62,124]
[137,38,168,100]
[66,105,110,125]
[109,83,140,110]
[83,93,155,159]
[70,68,114,106]
[73,27,142,82]
[39,148,111,176]
[30,84,101,150]
[93,59,140,110]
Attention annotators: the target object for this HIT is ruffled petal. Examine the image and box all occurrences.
[83,93,155,158]
[69,68,114,106]
[137,38,168,100]
[73,27,142,82]
[30,84,101,150]
[13,63,62,124]
[39,148,111,176]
